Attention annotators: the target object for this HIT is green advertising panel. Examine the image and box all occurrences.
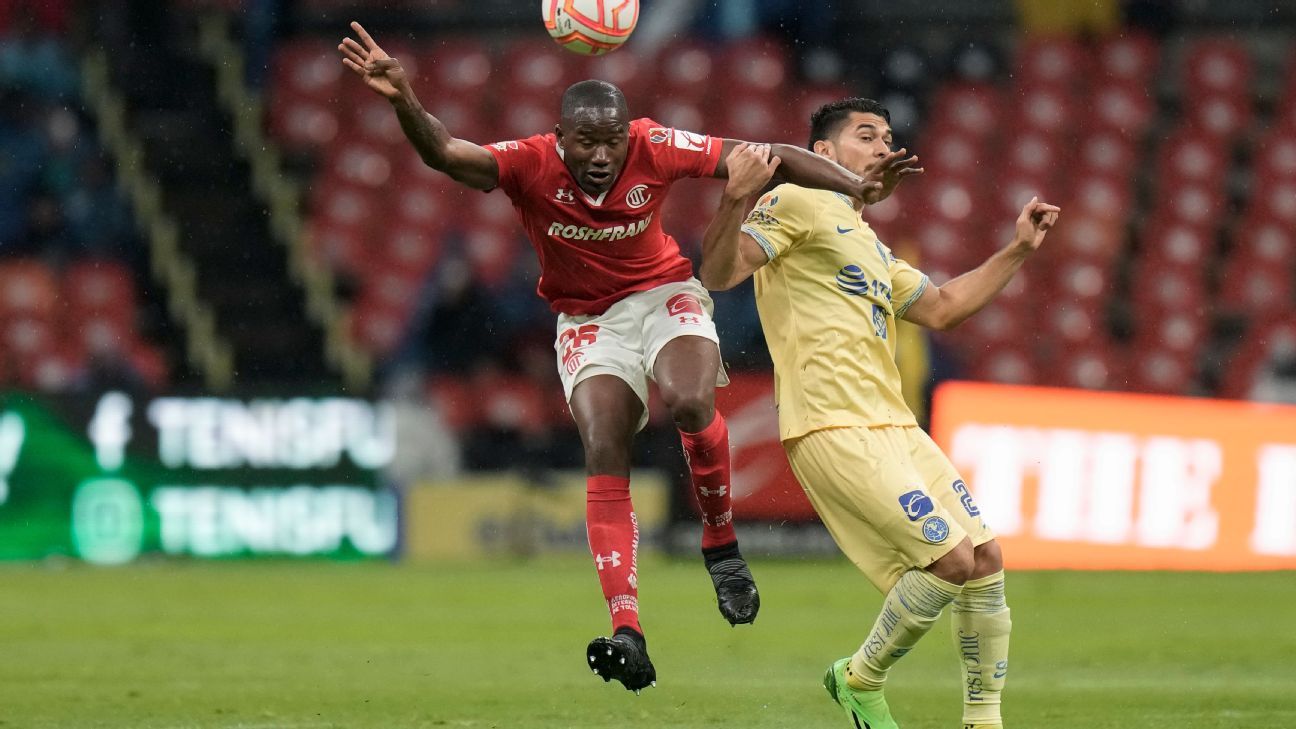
[0,391,399,563]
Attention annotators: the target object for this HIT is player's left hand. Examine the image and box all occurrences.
[860,148,923,204]
[1010,196,1061,253]
[722,143,782,201]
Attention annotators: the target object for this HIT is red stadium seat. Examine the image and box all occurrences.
[658,40,715,101]
[1133,309,1208,355]
[312,182,383,230]
[1005,130,1065,177]
[349,94,410,149]
[925,132,982,179]
[63,260,136,316]
[1069,176,1134,224]
[970,346,1037,385]
[1012,85,1075,135]
[1156,130,1229,184]
[1,317,56,358]
[1129,262,1205,312]
[1251,179,1296,224]
[349,298,409,357]
[415,39,494,96]
[930,84,1002,139]
[499,97,555,143]
[1077,130,1137,174]
[1091,82,1155,137]
[1097,33,1159,84]
[650,98,707,132]
[1231,216,1295,266]
[1015,38,1088,87]
[268,95,339,150]
[791,85,853,133]
[1129,348,1195,395]
[378,224,443,278]
[718,97,783,142]
[1052,259,1112,308]
[463,226,521,288]
[326,141,394,188]
[1183,39,1253,98]
[1186,93,1253,138]
[1050,213,1125,262]
[1219,263,1293,322]
[271,40,345,101]
[1252,129,1296,180]
[911,176,983,225]
[581,49,654,99]
[1139,220,1216,269]
[719,38,791,94]
[395,184,458,232]
[1153,182,1227,229]
[501,39,578,98]
[0,261,58,320]
[308,222,366,275]
[1054,346,1127,391]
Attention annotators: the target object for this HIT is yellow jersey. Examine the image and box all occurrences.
[741,183,930,441]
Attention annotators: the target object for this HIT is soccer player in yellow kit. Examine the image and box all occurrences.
[698,99,1059,729]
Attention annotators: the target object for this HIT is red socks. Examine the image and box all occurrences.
[679,412,737,550]
[586,475,641,635]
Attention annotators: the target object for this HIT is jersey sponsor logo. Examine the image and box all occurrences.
[490,140,519,151]
[872,304,888,339]
[836,225,855,234]
[648,127,670,144]
[835,264,870,296]
[952,479,981,516]
[546,212,654,242]
[625,184,651,209]
[899,489,935,521]
[922,516,950,544]
[673,129,708,152]
[555,188,576,204]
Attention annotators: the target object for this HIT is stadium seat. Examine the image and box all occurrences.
[413,39,493,96]
[970,345,1036,385]
[327,140,394,188]
[1005,130,1064,177]
[1129,348,1196,395]
[719,38,791,94]
[658,40,716,101]
[1049,213,1125,263]
[581,49,654,99]
[500,39,577,98]
[1054,345,1126,391]
[271,40,344,101]
[929,84,1002,139]
[1091,81,1155,137]
[268,96,339,150]
[1156,131,1229,184]
[1252,129,1296,180]
[1096,33,1160,84]
[1012,85,1076,135]
[0,261,59,321]
[1015,38,1088,88]
[1186,93,1253,138]
[1078,130,1138,174]
[1183,38,1253,99]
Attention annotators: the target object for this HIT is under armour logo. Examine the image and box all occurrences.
[678,315,701,325]
[698,485,727,498]
[555,188,576,203]
[595,551,622,570]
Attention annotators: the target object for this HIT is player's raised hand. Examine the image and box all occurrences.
[1011,196,1062,253]
[338,21,409,100]
[723,143,781,201]
[860,148,923,204]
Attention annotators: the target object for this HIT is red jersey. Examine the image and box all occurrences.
[484,118,723,315]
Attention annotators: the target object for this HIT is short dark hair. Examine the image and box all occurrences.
[808,98,891,150]
[560,79,628,120]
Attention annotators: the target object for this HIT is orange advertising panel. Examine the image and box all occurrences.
[931,382,1296,571]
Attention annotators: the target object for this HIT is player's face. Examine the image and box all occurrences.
[556,109,630,195]
[823,112,893,178]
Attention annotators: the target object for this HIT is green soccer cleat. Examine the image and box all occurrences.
[963,724,1003,729]
[823,658,901,729]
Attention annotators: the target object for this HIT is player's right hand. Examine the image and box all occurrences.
[338,21,409,101]
[723,143,781,201]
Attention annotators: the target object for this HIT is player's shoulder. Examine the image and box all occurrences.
[756,183,830,213]
[486,132,555,154]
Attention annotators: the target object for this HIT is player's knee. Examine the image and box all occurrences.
[972,539,1004,577]
[661,389,715,432]
[581,429,633,475]
[927,537,975,586]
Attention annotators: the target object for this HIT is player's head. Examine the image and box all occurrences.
[808,98,893,177]
[556,80,630,195]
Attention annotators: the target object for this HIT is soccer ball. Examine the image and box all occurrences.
[542,0,639,56]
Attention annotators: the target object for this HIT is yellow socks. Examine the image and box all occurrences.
[846,569,963,691]
[952,571,1011,726]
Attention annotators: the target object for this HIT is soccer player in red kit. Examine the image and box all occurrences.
[338,21,913,692]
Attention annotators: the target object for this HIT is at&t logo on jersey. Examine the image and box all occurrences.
[836,264,870,295]
[898,489,935,521]
[625,184,651,208]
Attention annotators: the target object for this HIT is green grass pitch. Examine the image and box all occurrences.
[2,558,1294,728]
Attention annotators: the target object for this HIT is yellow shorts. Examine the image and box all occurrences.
[785,425,996,593]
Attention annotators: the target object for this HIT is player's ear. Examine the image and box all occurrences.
[554,123,564,148]
[813,139,835,161]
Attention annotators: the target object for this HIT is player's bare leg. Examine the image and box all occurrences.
[828,539,974,729]
[570,375,656,692]
[952,539,1010,729]
[654,335,760,625]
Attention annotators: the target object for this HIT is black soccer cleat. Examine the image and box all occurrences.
[704,542,760,625]
[585,629,657,693]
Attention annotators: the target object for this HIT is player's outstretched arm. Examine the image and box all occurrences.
[699,144,781,291]
[903,197,1061,331]
[714,140,889,203]
[338,21,498,190]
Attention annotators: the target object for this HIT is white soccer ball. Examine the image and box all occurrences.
[542,0,639,56]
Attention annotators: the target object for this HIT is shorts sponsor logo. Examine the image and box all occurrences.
[898,489,934,521]
[923,516,950,543]
[625,184,651,209]
[666,293,705,326]
[648,127,670,144]
[558,324,600,375]
[490,140,519,151]
[952,479,980,517]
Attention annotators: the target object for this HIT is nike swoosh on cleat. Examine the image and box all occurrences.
[837,225,855,234]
